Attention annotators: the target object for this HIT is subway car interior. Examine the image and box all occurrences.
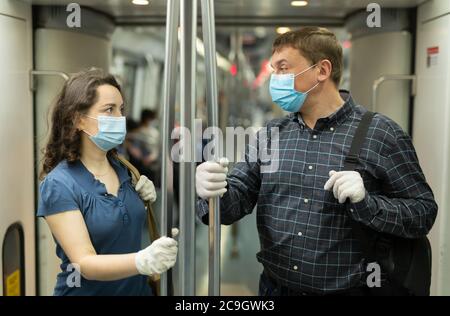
[1,0,450,297]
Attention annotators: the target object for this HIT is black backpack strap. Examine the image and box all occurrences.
[343,111,375,171]
[343,111,377,264]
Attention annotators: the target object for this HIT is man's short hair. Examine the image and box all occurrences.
[127,118,140,132]
[272,26,343,86]
[140,109,157,124]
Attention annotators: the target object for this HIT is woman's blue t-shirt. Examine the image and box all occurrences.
[37,155,152,296]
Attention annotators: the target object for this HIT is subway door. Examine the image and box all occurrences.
[347,10,412,132]
[33,6,113,295]
[0,1,35,296]
[413,0,450,296]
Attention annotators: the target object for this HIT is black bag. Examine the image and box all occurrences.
[344,111,432,296]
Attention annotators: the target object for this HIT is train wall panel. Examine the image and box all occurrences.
[349,31,412,132]
[0,0,35,296]
[413,0,450,296]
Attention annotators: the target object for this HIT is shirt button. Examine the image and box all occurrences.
[119,201,124,207]
[312,134,317,139]
[330,127,335,132]
[304,198,309,203]
[298,232,303,236]
[350,208,354,213]
[308,165,313,170]
[293,265,298,270]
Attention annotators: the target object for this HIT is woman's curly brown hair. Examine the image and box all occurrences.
[40,68,122,179]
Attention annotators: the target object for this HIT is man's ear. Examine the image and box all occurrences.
[317,59,333,83]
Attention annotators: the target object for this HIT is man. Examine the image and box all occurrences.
[137,109,160,158]
[195,27,437,296]
[136,109,161,187]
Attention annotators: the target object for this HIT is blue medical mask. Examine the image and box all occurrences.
[269,63,319,112]
[82,115,127,152]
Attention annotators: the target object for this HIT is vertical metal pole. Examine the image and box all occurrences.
[180,0,197,296]
[201,0,221,296]
[161,0,180,296]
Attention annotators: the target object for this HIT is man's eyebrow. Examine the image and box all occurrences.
[270,59,288,69]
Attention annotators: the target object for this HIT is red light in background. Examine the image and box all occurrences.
[251,59,271,89]
[230,63,238,76]
[342,40,352,49]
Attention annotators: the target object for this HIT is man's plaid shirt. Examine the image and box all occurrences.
[197,90,437,294]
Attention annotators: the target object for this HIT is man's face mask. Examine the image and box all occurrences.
[82,115,127,152]
[269,63,319,113]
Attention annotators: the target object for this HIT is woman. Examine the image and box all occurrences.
[37,69,178,296]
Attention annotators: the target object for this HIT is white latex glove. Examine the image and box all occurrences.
[135,235,178,276]
[195,158,229,200]
[135,175,157,203]
[171,228,179,238]
[323,170,366,204]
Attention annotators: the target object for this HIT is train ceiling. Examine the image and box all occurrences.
[28,0,427,26]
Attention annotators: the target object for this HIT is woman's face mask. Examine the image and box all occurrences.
[82,115,127,152]
[269,63,319,113]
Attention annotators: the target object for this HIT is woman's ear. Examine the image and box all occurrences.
[75,113,85,132]
[317,59,332,83]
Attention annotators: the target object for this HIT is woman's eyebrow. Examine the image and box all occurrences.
[101,103,121,108]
